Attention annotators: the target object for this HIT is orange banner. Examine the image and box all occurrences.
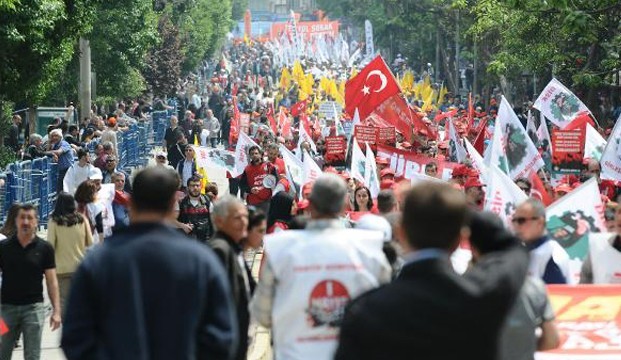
[270,21,339,40]
[537,285,621,359]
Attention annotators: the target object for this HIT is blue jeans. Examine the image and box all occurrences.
[0,303,45,360]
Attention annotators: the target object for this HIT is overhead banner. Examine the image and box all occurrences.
[270,21,339,40]
[536,285,621,360]
[364,20,374,58]
[324,136,346,167]
[376,144,458,181]
[552,127,586,175]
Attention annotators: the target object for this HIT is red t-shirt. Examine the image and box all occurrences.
[243,162,276,205]
[270,157,286,176]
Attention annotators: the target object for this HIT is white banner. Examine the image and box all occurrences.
[533,78,591,129]
[364,143,380,198]
[600,114,621,181]
[447,118,467,163]
[364,20,374,59]
[302,149,322,186]
[483,165,528,227]
[233,132,261,177]
[350,138,366,184]
[584,123,607,161]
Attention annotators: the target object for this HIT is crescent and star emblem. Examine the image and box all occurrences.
[362,70,388,95]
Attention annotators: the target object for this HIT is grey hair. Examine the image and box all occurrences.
[519,198,546,218]
[29,133,42,144]
[102,141,114,151]
[211,195,245,231]
[266,142,279,152]
[309,173,347,217]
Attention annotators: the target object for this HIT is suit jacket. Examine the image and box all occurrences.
[335,244,529,360]
[209,232,255,360]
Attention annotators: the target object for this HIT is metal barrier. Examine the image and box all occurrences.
[0,112,170,227]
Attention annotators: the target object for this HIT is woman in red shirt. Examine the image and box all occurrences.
[266,192,297,234]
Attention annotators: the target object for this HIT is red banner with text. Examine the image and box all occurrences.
[536,285,621,359]
[324,136,347,167]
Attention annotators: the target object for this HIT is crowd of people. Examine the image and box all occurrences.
[0,34,619,360]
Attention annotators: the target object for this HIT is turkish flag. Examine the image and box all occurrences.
[290,99,307,117]
[345,55,401,120]
[300,113,312,137]
[529,170,553,206]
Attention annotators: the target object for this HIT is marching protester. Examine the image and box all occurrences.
[335,183,529,359]
[240,145,278,213]
[251,173,391,359]
[209,196,253,360]
[178,176,214,242]
[62,167,239,359]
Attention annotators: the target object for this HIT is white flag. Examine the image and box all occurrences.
[537,113,553,153]
[600,114,621,181]
[447,118,467,163]
[410,172,446,185]
[584,123,607,161]
[233,132,261,177]
[546,177,606,263]
[464,138,488,183]
[349,138,366,184]
[296,120,317,155]
[364,20,374,59]
[365,143,380,198]
[533,78,591,129]
[483,165,528,227]
[279,144,303,186]
[525,110,538,145]
[302,150,322,186]
[492,96,544,179]
[484,121,509,175]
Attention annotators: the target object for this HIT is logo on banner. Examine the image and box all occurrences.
[548,210,601,253]
[307,279,350,327]
[503,123,528,170]
[551,93,580,123]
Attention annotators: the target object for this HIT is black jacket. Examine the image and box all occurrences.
[178,194,212,242]
[335,243,529,360]
[209,232,256,360]
[61,223,238,360]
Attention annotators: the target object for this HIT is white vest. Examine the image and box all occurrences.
[265,228,391,360]
[528,238,573,284]
[589,233,621,284]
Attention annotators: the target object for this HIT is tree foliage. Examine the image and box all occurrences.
[144,13,183,97]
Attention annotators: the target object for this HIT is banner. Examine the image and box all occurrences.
[270,21,339,41]
[377,126,396,148]
[551,127,586,175]
[376,144,458,181]
[536,285,621,360]
[318,101,343,119]
[350,138,366,184]
[233,132,261,177]
[491,96,544,179]
[533,78,592,129]
[193,146,236,174]
[354,125,377,149]
[447,118,467,163]
[546,178,606,282]
[584,123,607,161]
[364,143,380,198]
[324,136,347,167]
[600,114,621,182]
[484,165,528,227]
[302,150,322,186]
[364,20,374,58]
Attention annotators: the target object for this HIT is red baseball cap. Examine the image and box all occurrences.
[380,168,396,178]
[464,177,485,188]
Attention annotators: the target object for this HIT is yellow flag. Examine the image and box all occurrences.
[280,68,291,90]
[292,61,304,83]
[437,84,448,107]
[198,166,210,194]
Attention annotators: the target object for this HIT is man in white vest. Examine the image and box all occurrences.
[250,173,391,360]
[580,205,621,284]
[512,199,572,284]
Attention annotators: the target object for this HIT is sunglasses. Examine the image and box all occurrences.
[157,156,166,159]
[511,216,540,225]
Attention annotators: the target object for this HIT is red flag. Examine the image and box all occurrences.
[345,55,401,120]
[0,318,8,335]
[564,111,595,131]
[278,107,292,137]
[290,99,307,117]
[529,171,553,206]
[230,96,240,146]
[434,109,458,122]
[266,104,278,134]
[300,113,312,137]
[473,123,487,156]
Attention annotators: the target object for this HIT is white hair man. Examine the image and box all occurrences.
[250,173,391,359]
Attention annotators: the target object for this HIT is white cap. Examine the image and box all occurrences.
[355,214,392,242]
[88,167,103,180]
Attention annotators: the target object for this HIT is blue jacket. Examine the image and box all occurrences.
[61,222,239,360]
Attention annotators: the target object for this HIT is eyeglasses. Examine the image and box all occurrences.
[511,216,541,225]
